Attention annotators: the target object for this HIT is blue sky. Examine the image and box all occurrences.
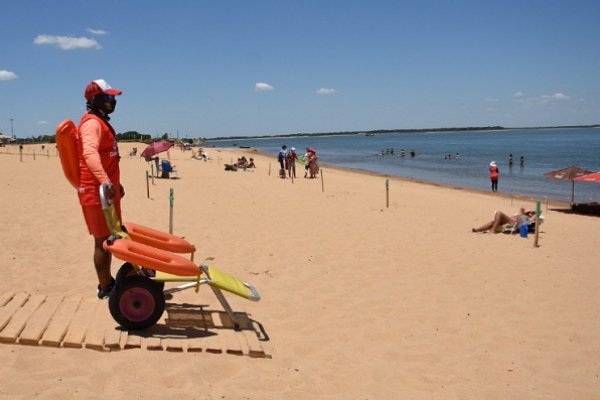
[1,0,599,139]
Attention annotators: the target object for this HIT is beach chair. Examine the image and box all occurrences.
[501,214,545,234]
[99,185,260,330]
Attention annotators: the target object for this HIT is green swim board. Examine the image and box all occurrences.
[297,155,308,166]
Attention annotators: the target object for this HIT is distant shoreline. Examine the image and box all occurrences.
[206,124,600,142]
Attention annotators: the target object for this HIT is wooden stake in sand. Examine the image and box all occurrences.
[268,162,271,176]
[33,150,36,160]
[321,169,325,192]
[386,179,389,208]
[169,188,174,234]
[145,171,150,198]
[534,200,541,248]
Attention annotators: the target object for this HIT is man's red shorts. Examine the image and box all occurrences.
[81,201,122,238]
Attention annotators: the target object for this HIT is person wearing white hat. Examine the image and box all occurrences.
[286,147,298,178]
[78,79,124,299]
[489,161,499,192]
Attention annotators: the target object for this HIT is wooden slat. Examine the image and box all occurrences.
[104,330,123,351]
[102,306,122,351]
[215,311,252,330]
[124,333,141,349]
[165,309,213,328]
[219,328,244,356]
[186,337,204,353]
[40,297,82,347]
[202,331,224,354]
[164,338,185,352]
[0,291,15,307]
[0,294,45,343]
[241,329,267,358]
[144,337,163,351]
[0,292,29,332]
[19,296,63,345]
[63,297,98,348]
[84,301,111,351]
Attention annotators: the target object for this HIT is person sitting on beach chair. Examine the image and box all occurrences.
[160,159,174,178]
[471,207,542,234]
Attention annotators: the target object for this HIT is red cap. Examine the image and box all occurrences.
[84,79,123,101]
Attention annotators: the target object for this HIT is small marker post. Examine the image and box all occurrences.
[169,188,174,234]
[321,169,325,192]
[146,171,150,198]
[534,200,541,248]
[386,179,389,208]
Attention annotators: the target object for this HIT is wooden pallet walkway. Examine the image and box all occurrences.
[0,292,269,358]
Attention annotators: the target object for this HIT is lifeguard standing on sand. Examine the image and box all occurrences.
[489,160,499,192]
[78,79,124,299]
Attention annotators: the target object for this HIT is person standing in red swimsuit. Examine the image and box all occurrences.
[489,160,499,192]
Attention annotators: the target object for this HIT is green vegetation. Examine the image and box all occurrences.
[206,124,600,141]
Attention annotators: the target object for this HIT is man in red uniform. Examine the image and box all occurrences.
[78,79,124,298]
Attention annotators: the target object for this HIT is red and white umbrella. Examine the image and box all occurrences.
[574,171,600,183]
[544,166,594,204]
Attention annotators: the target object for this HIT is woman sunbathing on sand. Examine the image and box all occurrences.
[472,207,536,234]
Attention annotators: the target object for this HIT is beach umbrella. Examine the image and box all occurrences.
[544,166,594,204]
[141,140,174,161]
[574,171,600,183]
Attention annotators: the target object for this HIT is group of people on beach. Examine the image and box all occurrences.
[224,156,256,171]
[278,145,319,179]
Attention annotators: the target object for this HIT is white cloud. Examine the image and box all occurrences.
[316,88,337,95]
[548,92,570,101]
[0,70,18,81]
[86,28,108,35]
[514,91,525,97]
[37,120,48,125]
[33,34,101,50]
[515,92,571,107]
[484,97,498,103]
[255,82,274,91]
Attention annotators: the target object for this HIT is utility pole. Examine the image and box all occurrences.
[10,118,14,138]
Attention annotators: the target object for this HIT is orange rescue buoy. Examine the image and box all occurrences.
[55,119,81,188]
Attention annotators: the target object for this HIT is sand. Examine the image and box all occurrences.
[0,142,599,399]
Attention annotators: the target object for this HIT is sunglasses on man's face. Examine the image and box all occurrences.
[104,95,115,101]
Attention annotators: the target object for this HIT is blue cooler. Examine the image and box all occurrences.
[519,223,529,238]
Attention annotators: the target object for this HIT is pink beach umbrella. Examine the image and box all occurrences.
[141,140,174,161]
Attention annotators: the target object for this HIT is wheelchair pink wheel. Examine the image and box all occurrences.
[109,276,165,330]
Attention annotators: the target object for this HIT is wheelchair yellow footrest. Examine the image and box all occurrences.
[155,271,199,282]
[206,266,261,301]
